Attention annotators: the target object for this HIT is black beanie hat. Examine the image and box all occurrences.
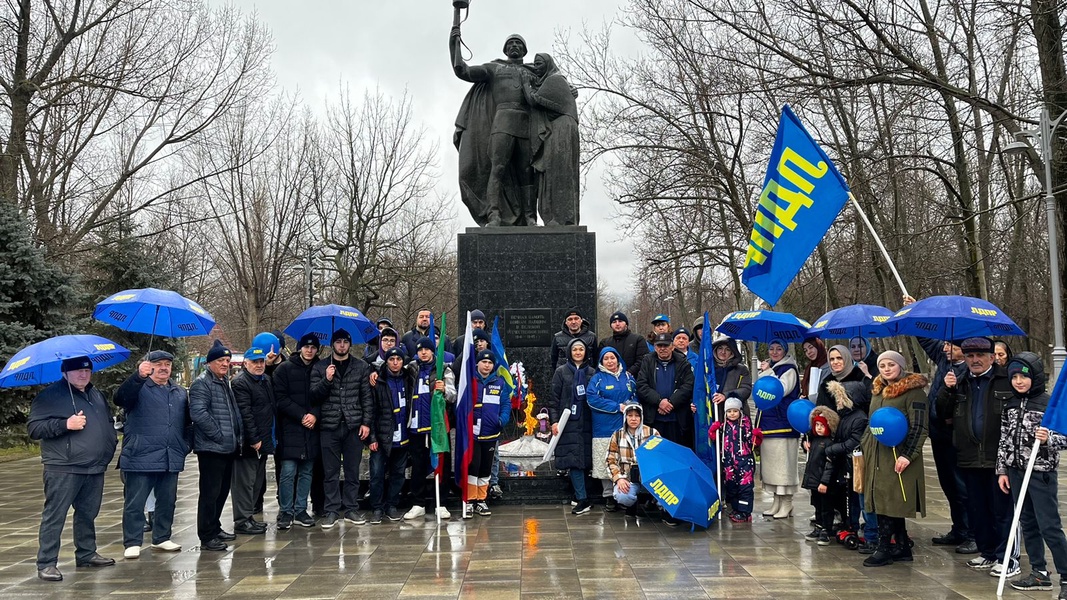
[331,328,352,344]
[477,349,496,363]
[416,337,435,352]
[60,356,92,373]
[298,333,321,348]
[383,347,406,362]
[205,339,231,363]
[609,311,628,325]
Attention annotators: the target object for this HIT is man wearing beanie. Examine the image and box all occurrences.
[28,357,118,581]
[311,328,374,529]
[463,348,511,519]
[452,309,487,357]
[189,340,242,551]
[273,333,323,530]
[404,336,457,520]
[551,307,597,369]
[368,347,413,523]
[598,311,647,377]
[937,336,1019,575]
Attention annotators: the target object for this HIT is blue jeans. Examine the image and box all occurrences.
[489,442,500,486]
[278,458,313,515]
[858,492,878,543]
[570,469,587,501]
[122,471,178,548]
[369,446,409,511]
[613,480,643,507]
[37,472,104,569]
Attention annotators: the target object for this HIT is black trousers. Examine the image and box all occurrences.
[37,471,104,569]
[929,423,971,539]
[321,423,364,515]
[197,452,234,542]
[810,487,845,532]
[961,467,1014,560]
[653,419,683,446]
[311,455,325,514]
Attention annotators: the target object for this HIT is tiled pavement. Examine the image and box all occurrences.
[0,452,1059,599]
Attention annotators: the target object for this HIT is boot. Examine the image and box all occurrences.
[890,519,913,562]
[762,495,781,517]
[863,518,895,567]
[772,494,794,519]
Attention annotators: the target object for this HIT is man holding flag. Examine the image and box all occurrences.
[402,333,456,521]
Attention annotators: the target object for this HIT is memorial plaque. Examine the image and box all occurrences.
[504,309,553,347]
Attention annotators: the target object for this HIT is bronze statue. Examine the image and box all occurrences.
[449,4,580,227]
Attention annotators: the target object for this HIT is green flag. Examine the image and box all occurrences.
[430,312,449,455]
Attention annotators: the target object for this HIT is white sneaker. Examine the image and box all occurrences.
[968,557,996,570]
[123,546,141,560]
[404,505,426,520]
[436,506,451,520]
[462,502,474,520]
[151,540,181,552]
[990,559,1021,578]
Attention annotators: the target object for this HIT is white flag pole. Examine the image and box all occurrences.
[849,193,909,298]
[996,439,1041,596]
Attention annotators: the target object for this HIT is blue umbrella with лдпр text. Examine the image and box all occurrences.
[806,304,895,339]
[715,310,811,345]
[0,335,131,388]
[284,304,377,345]
[634,435,720,528]
[884,295,1025,340]
[94,288,215,339]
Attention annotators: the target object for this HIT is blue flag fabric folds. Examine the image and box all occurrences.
[742,105,851,307]
[694,312,716,471]
[1041,364,1067,434]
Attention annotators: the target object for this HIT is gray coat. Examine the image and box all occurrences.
[188,369,242,455]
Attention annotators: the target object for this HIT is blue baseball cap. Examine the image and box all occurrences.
[652,314,670,324]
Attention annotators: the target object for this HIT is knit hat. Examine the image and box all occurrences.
[960,336,994,354]
[471,309,486,322]
[877,350,907,373]
[146,350,174,362]
[1008,352,1047,396]
[416,337,435,352]
[812,414,830,433]
[652,314,670,324]
[376,317,393,328]
[564,307,582,319]
[383,347,406,362]
[477,349,496,363]
[609,311,629,325]
[472,329,491,343]
[724,398,742,412]
[297,333,321,348]
[331,328,352,344]
[205,339,231,363]
[60,356,92,373]
[674,327,692,340]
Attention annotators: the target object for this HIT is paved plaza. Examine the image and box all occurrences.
[0,452,1060,599]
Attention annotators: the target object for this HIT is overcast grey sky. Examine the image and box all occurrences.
[240,0,638,299]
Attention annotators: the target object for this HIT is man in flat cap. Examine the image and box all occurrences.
[937,336,1019,576]
[28,356,118,581]
[114,350,190,559]
[310,328,374,529]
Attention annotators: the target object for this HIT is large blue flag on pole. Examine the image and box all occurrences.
[1041,364,1067,434]
[742,105,851,307]
[694,312,716,469]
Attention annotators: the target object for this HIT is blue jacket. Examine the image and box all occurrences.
[406,360,456,433]
[188,369,242,455]
[28,380,117,474]
[115,374,191,472]
[586,347,635,439]
[473,372,510,441]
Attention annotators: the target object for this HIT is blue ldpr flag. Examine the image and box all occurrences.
[693,312,716,470]
[1040,365,1067,434]
[742,105,851,307]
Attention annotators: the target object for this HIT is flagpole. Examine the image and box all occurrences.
[434,471,442,525]
[713,401,722,518]
[996,439,1041,596]
[849,193,909,297]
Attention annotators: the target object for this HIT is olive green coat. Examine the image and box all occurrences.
[861,373,929,518]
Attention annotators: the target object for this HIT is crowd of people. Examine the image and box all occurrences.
[23,300,1067,599]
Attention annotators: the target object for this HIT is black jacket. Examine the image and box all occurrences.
[273,353,319,461]
[598,329,648,377]
[636,350,695,426]
[821,381,868,479]
[936,364,1014,469]
[815,368,871,413]
[548,362,596,471]
[550,320,598,369]
[28,381,117,474]
[802,435,836,490]
[371,362,413,453]
[231,371,276,455]
[188,369,242,455]
[310,355,374,431]
[401,325,447,359]
[712,349,753,422]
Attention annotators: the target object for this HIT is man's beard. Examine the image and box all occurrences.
[334,349,349,358]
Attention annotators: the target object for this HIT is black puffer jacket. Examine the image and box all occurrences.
[816,367,872,413]
[550,319,597,369]
[310,356,374,431]
[273,353,319,461]
[936,364,1014,469]
[370,362,413,453]
[821,380,868,479]
[802,406,842,490]
[635,350,695,426]
[188,369,242,455]
[598,329,648,377]
[231,371,276,455]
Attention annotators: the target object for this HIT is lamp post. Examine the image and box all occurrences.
[1005,107,1067,382]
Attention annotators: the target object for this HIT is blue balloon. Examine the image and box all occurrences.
[787,399,816,434]
[869,407,908,447]
[248,331,280,359]
[752,376,785,410]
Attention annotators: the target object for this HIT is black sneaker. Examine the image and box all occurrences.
[1058,581,1067,600]
[386,507,404,521]
[857,541,877,555]
[369,509,384,525]
[321,513,339,530]
[572,500,592,515]
[474,502,492,516]
[817,532,832,546]
[277,513,293,530]
[294,511,315,527]
[604,498,618,512]
[625,504,638,519]
[488,484,503,500]
[931,532,965,546]
[1011,571,1053,591]
[805,528,822,540]
[344,510,367,525]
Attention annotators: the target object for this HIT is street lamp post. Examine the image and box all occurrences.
[1006,107,1067,382]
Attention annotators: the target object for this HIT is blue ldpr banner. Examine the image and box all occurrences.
[742,105,851,307]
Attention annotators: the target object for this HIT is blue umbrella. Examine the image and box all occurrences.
[885,295,1025,340]
[284,304,377,345]
[635,435,720,528]
[93,288,215,337]
[807,304,895,339]
[715,310,811,344]
[0,335,130,388]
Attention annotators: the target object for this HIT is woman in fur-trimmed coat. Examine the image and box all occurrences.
[859,350,928,567]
